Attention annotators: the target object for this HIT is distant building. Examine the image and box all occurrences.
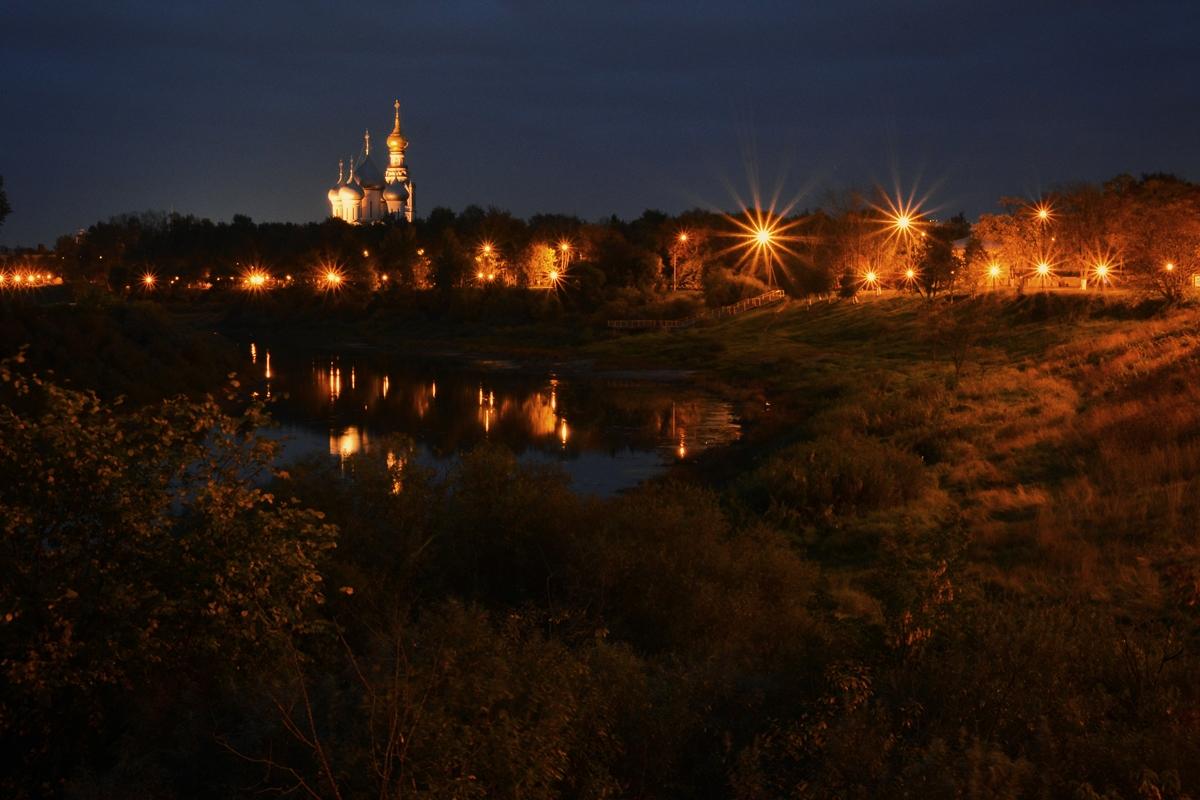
[327,100,414,224]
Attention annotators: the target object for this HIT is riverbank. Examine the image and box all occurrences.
[9,288,1200,796]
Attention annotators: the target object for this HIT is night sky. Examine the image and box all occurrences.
[3,0,1198,247]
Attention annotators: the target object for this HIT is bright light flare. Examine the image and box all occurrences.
[1084,246,1119,288]
[723,206,805,285]
[242,269,270,290]
[1166,262,1175,272]
[1032,202,1054,224]
[873,187,932,243]
[141,273,157,288]
[678,231,689,243]
[1036,262,1051,277]
[320,266,345,290]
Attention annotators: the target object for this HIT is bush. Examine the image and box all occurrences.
[702,266,770,307]
[742,433,931,527]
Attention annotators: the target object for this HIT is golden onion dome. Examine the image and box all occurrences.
[339,177,364,201]
[386,99,407,151]
[383,181,409,201]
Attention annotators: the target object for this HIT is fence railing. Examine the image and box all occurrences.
[606,289,786,330]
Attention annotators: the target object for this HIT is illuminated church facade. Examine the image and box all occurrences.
[327,100,414,224]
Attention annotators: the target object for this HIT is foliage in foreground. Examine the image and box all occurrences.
[5,295,1200,798]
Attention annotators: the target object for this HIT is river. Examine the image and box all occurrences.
[244,342,741,495]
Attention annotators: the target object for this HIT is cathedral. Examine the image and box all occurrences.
[327,100,415,223]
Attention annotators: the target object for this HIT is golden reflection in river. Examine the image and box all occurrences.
[386,450,403,494]
[523,392,559,437]
[412,382,433,419]
[382,375,389,399]
[250,342,257,365]
[473,379,573,443]
[330,425,366,459]
[264,351,272,380]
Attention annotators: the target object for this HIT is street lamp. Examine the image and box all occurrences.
[672,231,689,291]
[1035,260,1051,289]
[988,263,1002,290]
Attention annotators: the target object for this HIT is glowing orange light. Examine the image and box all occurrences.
[480,242,494,255]
[559,241,571,252]
[905,268,916,281]
[989,264,1002,279]
[362,249,370,258]
[1166,262,1175,272]
[476,271,485,280]
[678,232,689,243]
[142,273,156,288]
[1036,262,1051,277]
[548,269,559,283]
[243,269,270,289]
[487,273,495,281]
[754,226,772,246]
[895,214,912,231]
[1033,202,1054,223]
[323,268,343,288]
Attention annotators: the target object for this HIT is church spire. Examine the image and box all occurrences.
[364,129,371,156]
[337,159,344,183]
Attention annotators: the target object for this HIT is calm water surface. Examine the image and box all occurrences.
[245,343,741,495]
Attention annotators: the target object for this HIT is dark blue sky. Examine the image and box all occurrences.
[3,0,1198,246]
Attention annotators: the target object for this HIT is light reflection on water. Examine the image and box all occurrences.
[248,343,741,495]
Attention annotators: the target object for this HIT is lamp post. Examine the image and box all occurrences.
[672,231,689,292]
[558,241,571,273]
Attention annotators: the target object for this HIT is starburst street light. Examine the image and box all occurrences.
[141,273,157,289]
[321,267,344,290]
[242,269,270,290]
[988,263,1002,290]
[861,269,882,294]
[724,207,804,287]
[1033,259,1053,290]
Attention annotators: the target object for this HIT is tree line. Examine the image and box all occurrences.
[23,171,1200,308]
